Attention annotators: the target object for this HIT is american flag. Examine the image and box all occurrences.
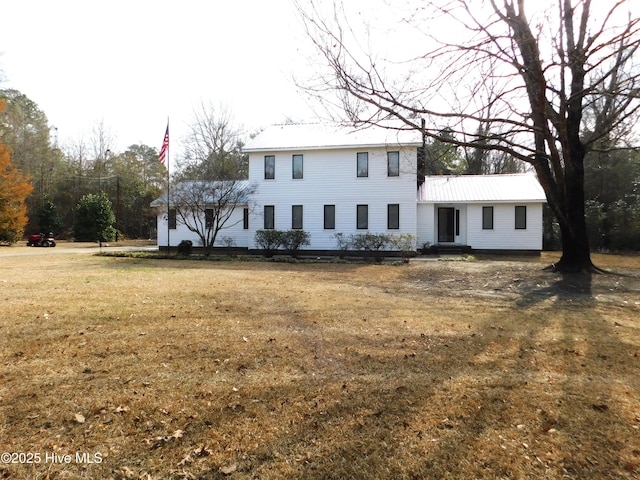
[159,124,169,164]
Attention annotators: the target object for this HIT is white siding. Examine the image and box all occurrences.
[248,146,418,250]
[466,203,543,250]
[157,207,248,248]
[417,203,435,249]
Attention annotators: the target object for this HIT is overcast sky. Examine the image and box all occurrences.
[2,0,637,163]
[0,0,320,157]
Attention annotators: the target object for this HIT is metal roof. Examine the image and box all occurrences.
[150,180,252,207]
[417,174,547,203]
[244,122,423,152]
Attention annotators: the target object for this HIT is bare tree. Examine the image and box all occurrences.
[171,103,256,256]
[296,0,640,272]
[170,180,255,256]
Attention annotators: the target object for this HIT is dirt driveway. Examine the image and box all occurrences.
[0,240,158,258]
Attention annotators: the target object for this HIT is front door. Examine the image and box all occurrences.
[438,207,455,243]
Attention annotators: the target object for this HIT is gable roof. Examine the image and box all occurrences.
[418,174,546,203]
[244,122,423,152]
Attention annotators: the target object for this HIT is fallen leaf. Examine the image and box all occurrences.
[220,463,237,475]
[74,413,85,424]
[115,406,129,413]
[172,429,184,439]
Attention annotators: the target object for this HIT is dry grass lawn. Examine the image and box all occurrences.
[0,251,639,479]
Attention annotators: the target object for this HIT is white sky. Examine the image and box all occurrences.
[1,0,637,161]
[0,0,319,156]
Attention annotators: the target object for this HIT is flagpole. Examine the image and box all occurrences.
[166,117,170,256]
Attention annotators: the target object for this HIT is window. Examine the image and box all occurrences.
[515,205,527,229]
[264,205,274,229]
[357,204,368,229]
[243,208,249,230]
[292,205,303,229]
[455,209,460,236]
[482,206,494,230]
[357,152,368,177]
[387,151,400,177]
[264,155,275,179]
[292,154,303,179]
[168,209,177,229]
[205,208,214,229]
[324,205,336,229]
[388,204,400,229]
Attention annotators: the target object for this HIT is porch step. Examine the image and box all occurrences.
[427,245,472,255]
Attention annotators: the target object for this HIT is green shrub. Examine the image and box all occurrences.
[350,233,393,262]
[254,230,285,257]
[281,230,311,258]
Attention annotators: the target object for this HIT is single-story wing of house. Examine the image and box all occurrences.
[417,174,546,253]
[153,123,547,255]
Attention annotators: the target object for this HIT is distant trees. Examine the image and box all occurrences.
[0,88,165,241]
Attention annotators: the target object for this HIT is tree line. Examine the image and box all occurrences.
[0,88,166,242]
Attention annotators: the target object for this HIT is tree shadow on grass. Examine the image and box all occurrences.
[175,286,639,479]
[515,271,594,308]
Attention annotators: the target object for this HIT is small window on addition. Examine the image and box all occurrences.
[482,206,494,230]
[515,206,527,229]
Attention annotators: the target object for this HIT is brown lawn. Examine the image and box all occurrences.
[0,251,639,479]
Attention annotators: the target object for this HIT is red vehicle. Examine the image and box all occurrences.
[26,233,56,247]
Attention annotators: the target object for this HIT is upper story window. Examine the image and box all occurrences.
[515,206,527,229]
[292,154,303,179]
[357,152,368,177]
[387,151,400,177]
[482,206,494,230]
[264,155,275,179]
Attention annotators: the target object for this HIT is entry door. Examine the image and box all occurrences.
[438,207,455,243]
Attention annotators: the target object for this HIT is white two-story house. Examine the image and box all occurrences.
[244,123,421,251]
[154,122,546,254]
